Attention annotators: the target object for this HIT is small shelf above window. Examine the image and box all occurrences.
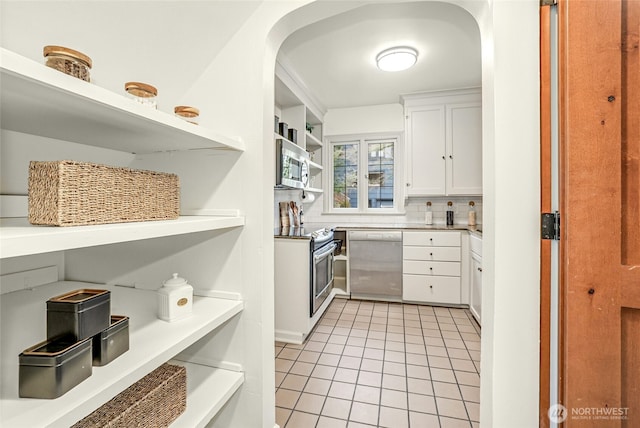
[0,48,244,154]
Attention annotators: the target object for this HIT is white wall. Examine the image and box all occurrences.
[472,1,541,427]
[324,103,404,136]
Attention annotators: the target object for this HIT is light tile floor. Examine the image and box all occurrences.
[275,299,481,428]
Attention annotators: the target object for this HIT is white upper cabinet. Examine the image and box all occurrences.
[405,105,446,195]
[446,102,482,195]
[403,89,482,196]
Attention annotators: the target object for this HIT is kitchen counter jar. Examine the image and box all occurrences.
[43,45,92,82]
[125,81,158,109]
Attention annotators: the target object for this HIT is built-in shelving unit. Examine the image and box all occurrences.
[0,46,247,427]
[275,64,325,196]
[0,216,245,259]
[0,48,245,154]
[0,281,244,428]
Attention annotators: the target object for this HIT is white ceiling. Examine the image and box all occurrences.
[277,1,481,111]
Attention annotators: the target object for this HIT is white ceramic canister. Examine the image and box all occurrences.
[157,273,193,322]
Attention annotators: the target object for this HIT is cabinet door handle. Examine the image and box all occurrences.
[442,155,446,160]
[478,267,483,272]
[449,155,453,159]
[406,183,411,187]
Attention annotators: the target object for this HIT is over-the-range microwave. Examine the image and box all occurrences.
[276,138,309,189]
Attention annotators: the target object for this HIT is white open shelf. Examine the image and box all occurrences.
[0,215,245,259]
[0,48,244,154]
[169,361,244,428]
[0,281,244,428]
[308,159,323,172]
[305,132,323,150]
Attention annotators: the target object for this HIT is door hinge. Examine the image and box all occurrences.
[541,211,560,240]
[540,0,557,6]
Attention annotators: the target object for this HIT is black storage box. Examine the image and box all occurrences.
[278,122,288,138]
[47,289,110,341]
[274,115,280,133]
[19,337,92,399]
[92,315,129,366]
[288,128,298,144]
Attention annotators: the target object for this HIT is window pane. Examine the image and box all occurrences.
[367,141,394,208]
[333,143,358,209]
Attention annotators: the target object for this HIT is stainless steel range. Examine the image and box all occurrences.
[308,227,336,316]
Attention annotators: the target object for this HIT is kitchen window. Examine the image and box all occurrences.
[327,135,401,213]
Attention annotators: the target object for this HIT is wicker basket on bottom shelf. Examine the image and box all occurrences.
[28,160,180,226]
[72,363,186,428]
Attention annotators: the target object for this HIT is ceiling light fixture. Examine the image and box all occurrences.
[376,46,418,72]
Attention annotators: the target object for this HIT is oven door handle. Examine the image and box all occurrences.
[314,242,337,262]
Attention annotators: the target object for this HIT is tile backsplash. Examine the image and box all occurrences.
[298,193,482,226]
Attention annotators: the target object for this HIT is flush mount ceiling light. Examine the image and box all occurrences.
[376,46,418,72]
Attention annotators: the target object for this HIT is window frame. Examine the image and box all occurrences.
[324,133,404,215]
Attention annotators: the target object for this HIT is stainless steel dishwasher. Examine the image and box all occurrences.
[349,230,402,300]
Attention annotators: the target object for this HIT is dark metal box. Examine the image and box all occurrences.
[278,122,288,137]
[288,128,298,144]
[19,337,92,399]
[92,315,129,366]
[47,289,110,341]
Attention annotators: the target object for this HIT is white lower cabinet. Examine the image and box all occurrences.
[469,233,483,324]
[402,231,463,305]
[403,274,461,304]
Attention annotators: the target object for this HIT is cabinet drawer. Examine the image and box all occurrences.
[403,246,461,262]
[403,260,461,276]
[403,231,461,247]
[403,274,461,304]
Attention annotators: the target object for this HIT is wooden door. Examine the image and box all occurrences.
[556,0,640,426]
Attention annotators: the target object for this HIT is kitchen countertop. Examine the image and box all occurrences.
[275,223,481,239]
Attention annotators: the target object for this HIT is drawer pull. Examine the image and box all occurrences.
[430,252,433,256]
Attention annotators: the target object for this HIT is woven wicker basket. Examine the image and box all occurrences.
[72,363,186,428]
[28,160,179,226]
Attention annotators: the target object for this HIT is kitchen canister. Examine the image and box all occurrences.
[43,45,92,82]
[157,273,193,322]
[46,289,111,342]
[125,81,158,109]
[174,106,199,124]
